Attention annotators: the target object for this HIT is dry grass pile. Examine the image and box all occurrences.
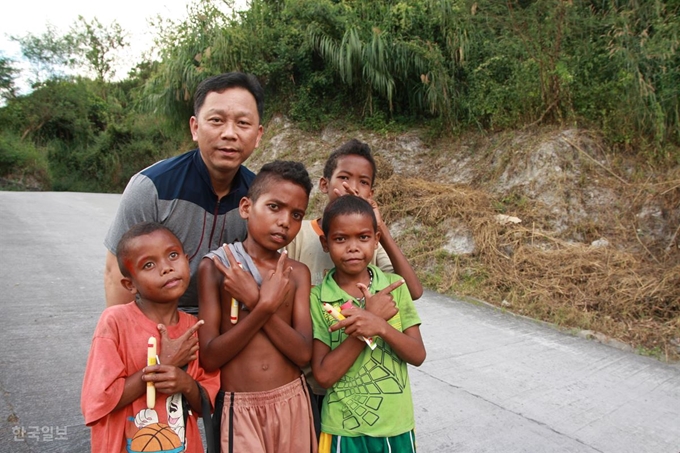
[375,175,680,360]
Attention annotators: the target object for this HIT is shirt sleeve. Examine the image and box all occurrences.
[310,286,332,347]
[80,312,128,426]
[374,244,394,274]
[104,173,159,253]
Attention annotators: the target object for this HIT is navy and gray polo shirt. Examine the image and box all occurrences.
[105,149,255,310]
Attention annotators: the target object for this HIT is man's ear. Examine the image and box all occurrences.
[239,196,252,220]
[319,234,329,253]
[189,116,198,141]
[121,277,137,295]
[254,124,263,148]
[319,177,329,195]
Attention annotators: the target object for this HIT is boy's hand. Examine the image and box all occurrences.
[359,279,403,321]
[258,251,293,314]
[330,306,386,339]
[365,196,385,229]
[212,245,260,309]
[158,320,203,367]
[334,182,386,228]
[142,364,192,395]
[333,181,360,198]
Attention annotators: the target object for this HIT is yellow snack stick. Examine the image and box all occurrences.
[146,337,157,409]
[322,303,376,350]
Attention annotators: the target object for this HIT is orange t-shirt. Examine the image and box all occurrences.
[81,302,219,453]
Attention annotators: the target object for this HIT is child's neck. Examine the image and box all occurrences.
[242,236,281,268]
[135,298,179,326]
[333,268,372,300]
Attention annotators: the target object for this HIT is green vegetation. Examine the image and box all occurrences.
[1,0,679,190]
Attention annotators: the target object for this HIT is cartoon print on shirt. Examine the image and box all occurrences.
[166,393,186,442]
[125,394,186,452]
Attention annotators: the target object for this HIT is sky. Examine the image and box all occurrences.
[0,0,201,92]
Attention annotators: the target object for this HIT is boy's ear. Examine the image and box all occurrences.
[120,277,138,295]
[374,230,381,248]
[239,196,252,220]
[319,234,329,253]
[319,177,329,195]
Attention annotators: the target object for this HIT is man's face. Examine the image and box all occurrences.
[321,212,380,277]
[190,87,263,179]
[121,230,190,304]
[320,155,374,203]
[239,179,308,252]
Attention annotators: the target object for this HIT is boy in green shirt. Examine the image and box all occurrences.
[310,195,426,453]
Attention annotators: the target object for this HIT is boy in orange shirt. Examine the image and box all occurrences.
[81,222,220,453]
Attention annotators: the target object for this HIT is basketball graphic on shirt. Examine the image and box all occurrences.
[128,423,183,452]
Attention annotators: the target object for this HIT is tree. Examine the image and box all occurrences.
[11,24,77,83]
[11,17,129,84]
[0,56,19,101]
[71,16,129,81]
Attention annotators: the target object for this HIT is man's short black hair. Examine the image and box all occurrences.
[193,72,265,123]
[322,139,377,186]
[321,195,377,237]
[116,222,182,278]
[247,160,313,203]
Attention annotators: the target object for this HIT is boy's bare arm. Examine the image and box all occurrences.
[111,363,201,413]
[113,368,146,411]
[143,364,202,413]
[311,336,366,389]
[199,253,297,372]
[369,197,424,300]
[197,258,277,372]
[259,261,313,367]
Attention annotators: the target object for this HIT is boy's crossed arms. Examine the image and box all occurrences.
[198,245,312,380]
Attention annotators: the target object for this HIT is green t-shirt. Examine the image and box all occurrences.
[310,264,422,437]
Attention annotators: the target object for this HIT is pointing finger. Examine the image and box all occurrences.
[378,279,405,295]
[179,319,204,340]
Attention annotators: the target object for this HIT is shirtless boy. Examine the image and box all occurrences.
[198,160,316,453]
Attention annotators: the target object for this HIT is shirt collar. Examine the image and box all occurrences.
[192,148,249,198]
[318,264,388,304]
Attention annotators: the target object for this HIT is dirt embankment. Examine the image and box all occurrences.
[252,117,680,361]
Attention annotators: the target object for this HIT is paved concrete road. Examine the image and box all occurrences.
[1,192,679,453]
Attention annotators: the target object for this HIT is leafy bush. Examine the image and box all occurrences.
[0,131,50,190]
